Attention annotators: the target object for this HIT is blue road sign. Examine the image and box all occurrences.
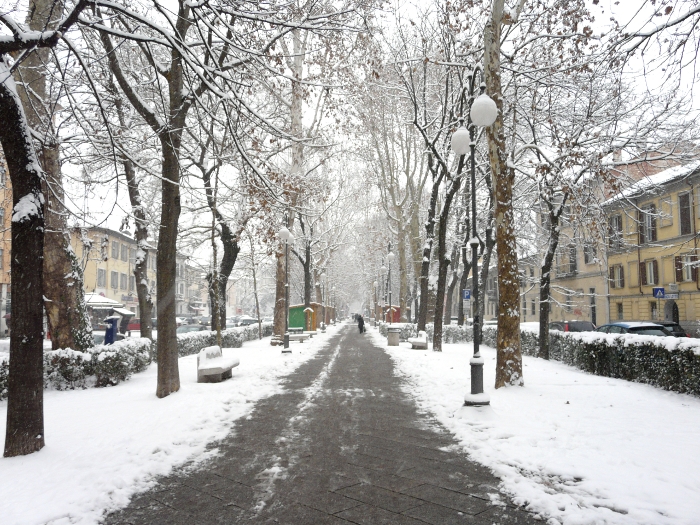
[462,289,471,300]
[652,287,665,299]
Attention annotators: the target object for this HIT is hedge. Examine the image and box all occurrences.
[376,321,700,397]
[0,323,273,401]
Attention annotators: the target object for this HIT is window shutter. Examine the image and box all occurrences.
[638,210,645,245]
[652,260,659,285]
[650,204,658,241]
[679,193,692,235]
[609,266,615,288]
[619,266,625,288]
[639,261,647,286]
[675,256,683,282]
[693,255,698,282]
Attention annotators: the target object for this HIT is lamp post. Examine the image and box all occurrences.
[278,225,294,352]
[451,66,498,406]
[380,261,387,322]
[373,280,378,326]
[331,285,336,324]
[320,271,327,329]
[387,245,395,324]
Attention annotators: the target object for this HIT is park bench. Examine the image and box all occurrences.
[289,333,309,342]
[303,331,317,338]
[407,331,428,350]
[197,345,240,383]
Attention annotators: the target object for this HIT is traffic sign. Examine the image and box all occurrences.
[652,287,665,299]
[462,289,471,300]
[665,293,679,299]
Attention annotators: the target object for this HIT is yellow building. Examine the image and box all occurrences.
[606,161,700,332]
[70,227,157,318]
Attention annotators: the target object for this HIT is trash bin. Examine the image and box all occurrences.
[387,327,401,346]
[104,315,120,345]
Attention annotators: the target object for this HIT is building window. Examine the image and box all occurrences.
[110,271,118,289]
[650,301,658,320]
[639,204,657,244]
[609,264,625,288]
[97,268,106,287]
[522,296,527,312]
[640,259,659,286]
[568,245,577,274]
[679,192,693,235]
[0,248,3,269]
[609,214,623,249]
[111,241,119,259]
[120,273,127,290]
[583,243,596,264]
[530,267,534,278]
[531,299,536,316]
[178,282,184,296]
[129,275,135,292]
[565,290,572,312]
[121,244,128,262]
[676,254,698,282]
[617,303,623,320]
[0,207,4,225]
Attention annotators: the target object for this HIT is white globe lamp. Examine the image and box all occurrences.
[470,93,498,127]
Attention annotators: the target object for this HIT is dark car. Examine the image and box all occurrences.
[596,322,671,336]
[549,321,596,332]
[176,324,208,334]
[644,321,689,338]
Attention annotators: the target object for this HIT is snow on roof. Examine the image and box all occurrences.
[84,293,122,307]
[606,159,700,205]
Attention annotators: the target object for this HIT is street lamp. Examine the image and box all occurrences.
[451,67,498,407]
[278,225,294,352]
[373,280,378,326]
[387,246,395,324]
[320,271,327,330]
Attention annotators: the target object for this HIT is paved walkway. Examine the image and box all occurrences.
[104,325,540,524]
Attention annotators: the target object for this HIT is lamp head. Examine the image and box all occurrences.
[278,226,293,242]
[470,93,498,127]
[451,125,470,156]
[387,251,395,263]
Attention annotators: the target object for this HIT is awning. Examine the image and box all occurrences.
[113,307,136,317]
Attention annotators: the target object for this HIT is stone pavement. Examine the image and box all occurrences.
[103,325,541,524]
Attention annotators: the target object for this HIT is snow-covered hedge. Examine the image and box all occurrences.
[0,323,273,400]
[177,323,273,357]
[377,321,700,397]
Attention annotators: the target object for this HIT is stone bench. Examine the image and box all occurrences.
[407,331,429,350]
[197,345,240,383]
[303,331,317,338]
[289,333,309,342]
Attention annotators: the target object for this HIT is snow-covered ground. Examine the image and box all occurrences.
[0,326,338,525]
[371,330,700,525]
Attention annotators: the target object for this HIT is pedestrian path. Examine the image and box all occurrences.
[103,325,540,524]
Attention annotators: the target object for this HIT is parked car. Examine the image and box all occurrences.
[175,317,188,326]
[643,321,690,337]
[176,324,208,334]
[199,316,211,326]
[549,320,596,333]
[237,315,258,326]
[127,318,141,331]
[596,322,671,336]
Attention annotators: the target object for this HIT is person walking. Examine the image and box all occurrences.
[357,314,365,334]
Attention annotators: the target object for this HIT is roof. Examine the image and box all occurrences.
[606,160,700,205]
[84,293,122,308]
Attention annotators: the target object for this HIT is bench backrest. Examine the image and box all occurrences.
[199,345,222,361]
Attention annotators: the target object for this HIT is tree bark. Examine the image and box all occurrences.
[445,243,460,324]
[0,57,45,457]
[538,211,561,360]
[18,0,91,351]
[485,0,524,388]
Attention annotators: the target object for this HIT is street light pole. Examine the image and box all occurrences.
[387,244,395,324]
[451,66,498,406]
[278,224,294,353]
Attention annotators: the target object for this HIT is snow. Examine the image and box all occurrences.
[0,326,338,525]
[371,330,700,525]
[470,93,499,127]
[12,192,44,223]
[606,159,700,204]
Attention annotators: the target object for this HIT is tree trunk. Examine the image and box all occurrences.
[445,243,460,324]
[156,140,181,398]
[538,213,560,360]
[123,158,153,340]
[417,170,445,331]
[485,0,524,388]
[457,217,471,326]
[272,247,286,345]
[18,0,91,351]
[398,224,408,322]
[0,57,46,457]
[433,175,462,351]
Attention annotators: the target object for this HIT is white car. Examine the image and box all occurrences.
[175,317,187,326]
